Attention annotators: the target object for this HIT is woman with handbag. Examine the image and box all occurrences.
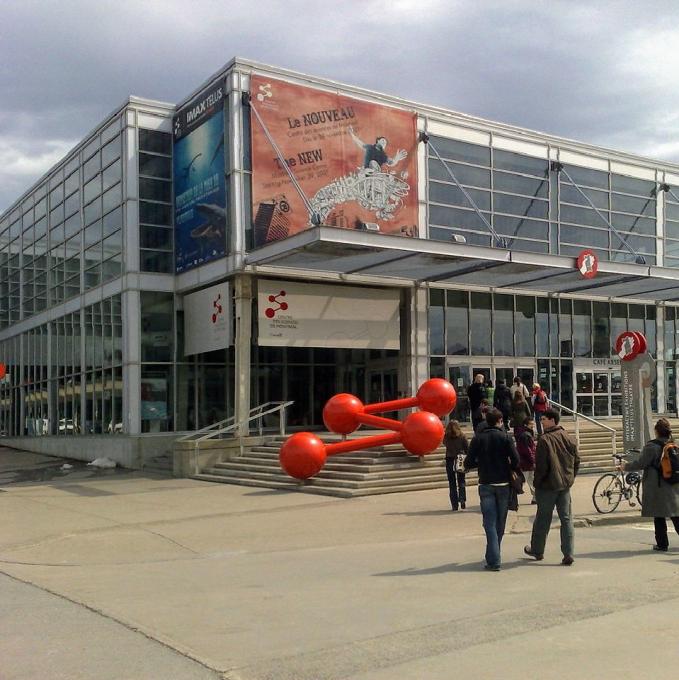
[443,419,468,511]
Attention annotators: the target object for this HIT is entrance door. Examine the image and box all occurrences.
[448,364,472,422]
[575,368,621,417]
[368,368,398,406]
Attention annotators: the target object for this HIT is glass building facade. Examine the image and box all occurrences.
[1,59,679,463]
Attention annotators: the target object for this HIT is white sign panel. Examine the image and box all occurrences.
[258,280,400,349]
[184,282,231,356]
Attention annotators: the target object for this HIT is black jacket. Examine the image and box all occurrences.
[493,384,512,414]
[467,383,487,412]
[465,425,520,484]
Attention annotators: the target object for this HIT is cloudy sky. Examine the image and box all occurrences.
[2,0,679,213]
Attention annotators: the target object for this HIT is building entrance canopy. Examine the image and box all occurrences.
[246,227,679,303]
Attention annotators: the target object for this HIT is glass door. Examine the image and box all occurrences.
[666,363,677,415]
[576,368,620,417]
[448,364,472,422]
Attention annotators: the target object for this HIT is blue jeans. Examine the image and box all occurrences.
[478,484,511,568]
[530,488,574,557]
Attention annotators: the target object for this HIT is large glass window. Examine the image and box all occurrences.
[572,300,591,357]
[139,129,173,273]
[493,294,514,356]
[515,296,535,357]
[445,290,468,355]
[427,137,549,254]
[470,292,492,355]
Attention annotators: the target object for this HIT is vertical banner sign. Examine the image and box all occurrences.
[173,80,227,273]
[250,75,419,247]
[618,332,655,451]
[183,282,231,356]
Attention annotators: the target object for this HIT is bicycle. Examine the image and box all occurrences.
[591,453,642,514]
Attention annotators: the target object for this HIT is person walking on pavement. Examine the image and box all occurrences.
[524,409,580,565]
[510,376,530,403]
[465,408,521,571]
[493,379,512,430]
[515,416,537,504]
[620,418,679,552]
[443,420,468,511]
[531,383,549,435]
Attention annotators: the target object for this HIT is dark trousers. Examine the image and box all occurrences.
[445,458,466,509]
[530,487,574,557]
[654,516,679,549]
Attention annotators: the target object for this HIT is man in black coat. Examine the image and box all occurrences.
[465,408,521,571]
[493,379,512,429]
[467,374,487,429]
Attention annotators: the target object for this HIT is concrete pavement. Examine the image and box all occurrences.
[0,446,671,680]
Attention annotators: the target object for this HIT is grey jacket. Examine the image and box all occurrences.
[626,439,679,518]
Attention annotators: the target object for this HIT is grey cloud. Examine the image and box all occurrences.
[3,0,679,211]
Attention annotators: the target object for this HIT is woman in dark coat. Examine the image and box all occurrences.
[443,420,468,511]
[623,418,679,551]
[510,391,531,432]
[514,417,536,503]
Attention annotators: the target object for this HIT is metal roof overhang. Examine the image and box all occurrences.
[245,227,679,302]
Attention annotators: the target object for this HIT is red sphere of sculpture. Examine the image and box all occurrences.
[323,393,364,434]
[279,432,327,479]
[400,411,445,456]
[416,378,457,417]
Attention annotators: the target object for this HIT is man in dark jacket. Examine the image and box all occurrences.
[524,409,580,566]
[467,374,487,430]
[493,380,512,430]
[465,408,520,571]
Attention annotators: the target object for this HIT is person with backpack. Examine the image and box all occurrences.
[621,418,679,552]
[531,383,549,435]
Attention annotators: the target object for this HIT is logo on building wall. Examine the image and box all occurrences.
[265,290,288,318]
[257,83,273,102]
[211,294,223,324]
[576,249,599,279]
[615,331,647,361]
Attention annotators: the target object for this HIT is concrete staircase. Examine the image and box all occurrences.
[191,418,676,497]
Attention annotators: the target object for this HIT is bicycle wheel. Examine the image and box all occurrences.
[592,473,624,513]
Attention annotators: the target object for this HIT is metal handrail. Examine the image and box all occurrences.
[184,401,294,475]
[547,398,617,454]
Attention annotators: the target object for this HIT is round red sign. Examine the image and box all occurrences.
[576,250,599,279]
[614,331,646,361]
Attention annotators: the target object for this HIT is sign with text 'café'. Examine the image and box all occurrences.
[257,279,399,349]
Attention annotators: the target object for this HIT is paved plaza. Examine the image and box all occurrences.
[1,446,678,679]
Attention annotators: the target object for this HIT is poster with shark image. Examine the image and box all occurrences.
[249,75,419,247]
[173,80,227,273]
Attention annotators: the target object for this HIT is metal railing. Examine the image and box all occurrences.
[547,398,617,455]
[177,401,294,475]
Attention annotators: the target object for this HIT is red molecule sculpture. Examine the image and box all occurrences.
[279,378,457,480]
